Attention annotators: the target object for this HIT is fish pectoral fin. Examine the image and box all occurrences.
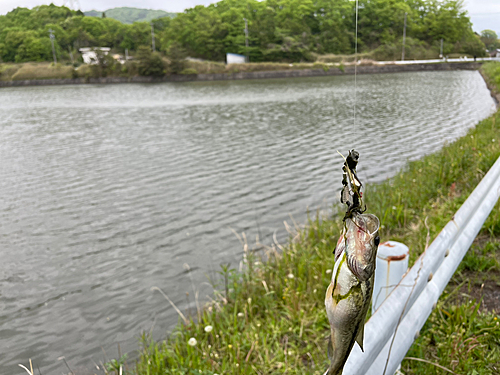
[325,282,335,300]
[355,322,365,352]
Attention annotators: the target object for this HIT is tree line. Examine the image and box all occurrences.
[0,1,491,64]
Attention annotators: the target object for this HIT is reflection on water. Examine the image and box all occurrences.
[0,71,495,373]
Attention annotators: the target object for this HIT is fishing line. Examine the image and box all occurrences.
[354,0,359,128]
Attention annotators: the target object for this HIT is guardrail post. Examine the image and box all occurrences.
[372,241,409,312]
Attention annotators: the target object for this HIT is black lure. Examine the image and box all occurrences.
[340,149,364,219]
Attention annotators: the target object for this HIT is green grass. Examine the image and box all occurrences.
[482,61,500,94]
[96,61,500,375]
[0,62,76,81]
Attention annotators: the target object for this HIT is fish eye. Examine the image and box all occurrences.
[374,236,380,246]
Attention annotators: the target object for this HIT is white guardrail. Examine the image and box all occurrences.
[340,154,500,375]
[376,57,500,65]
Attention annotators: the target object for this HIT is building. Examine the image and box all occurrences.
[79,47,111,64]
[226,53,246,64]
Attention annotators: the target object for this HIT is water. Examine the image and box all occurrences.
[0,71,495,374]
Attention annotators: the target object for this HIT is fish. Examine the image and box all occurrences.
[324,151,380,375]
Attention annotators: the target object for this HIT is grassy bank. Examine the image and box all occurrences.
[97,63,500,375]
[482,61,500,95]
[0,55,478,83]
[0,61,347,82]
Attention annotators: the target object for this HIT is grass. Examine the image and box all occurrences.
[9,62,74,80]
[482,61,500,94]
[93,59,500,375]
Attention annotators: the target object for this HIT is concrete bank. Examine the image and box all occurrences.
[0,62,482,88]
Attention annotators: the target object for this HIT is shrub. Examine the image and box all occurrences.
[180,68,198,75]
[137,46,166,77]
[167,43,186,74]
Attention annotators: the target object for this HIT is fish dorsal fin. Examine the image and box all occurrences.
[355,322,365,352]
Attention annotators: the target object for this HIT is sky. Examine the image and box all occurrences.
[0,0,498,36]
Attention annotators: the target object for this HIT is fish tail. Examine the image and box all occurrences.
[327,336,346,375]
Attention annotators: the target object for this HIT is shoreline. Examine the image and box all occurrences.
[479,70,500,106]
[0,61,482,88]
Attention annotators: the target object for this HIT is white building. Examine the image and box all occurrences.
[79,47,111,64]
[226,53,246,64]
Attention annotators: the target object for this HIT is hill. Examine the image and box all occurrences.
[84,7,176,24]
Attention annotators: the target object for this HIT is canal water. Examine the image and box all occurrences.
[0,71,495,374]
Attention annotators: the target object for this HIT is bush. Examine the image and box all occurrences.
[137,46,166,77]
[166,43,186,74]
[262,36,314,62]
[180,68,198,75]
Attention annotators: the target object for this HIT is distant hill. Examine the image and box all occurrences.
[84,7,176,24]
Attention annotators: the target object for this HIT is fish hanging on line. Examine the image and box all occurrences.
[324,150,380,375]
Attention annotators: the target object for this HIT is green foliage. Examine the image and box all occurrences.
[180,68,198,75]
[166,42,186,74]
[84,7,176,24]
[0,1,486,64]
[158,0,480,62]
[0,5,153,63]
[458,241,499,273]
[481,62,500,94]
[136,46,166,77]
[460,31,487,57]
[480,29,500,51]
[104,354,128,373]
[404,297,500,374]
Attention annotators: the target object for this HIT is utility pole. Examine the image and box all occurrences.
[440,38,443,59]
[68,47,74,64]
[243,18,249,63]
[401,12,407,61]
[151,22,155,52]
[49,29,57,64]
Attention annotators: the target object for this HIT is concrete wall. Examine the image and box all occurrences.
[0,62,483,88]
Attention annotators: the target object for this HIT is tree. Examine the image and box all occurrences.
[137,45,166,76]
[166,42,186,73]
[480,30,499,51]
[0,2,484,64]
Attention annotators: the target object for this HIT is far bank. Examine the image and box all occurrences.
[0,61,483,88]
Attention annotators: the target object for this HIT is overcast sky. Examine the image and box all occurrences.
[0,0,498,35]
